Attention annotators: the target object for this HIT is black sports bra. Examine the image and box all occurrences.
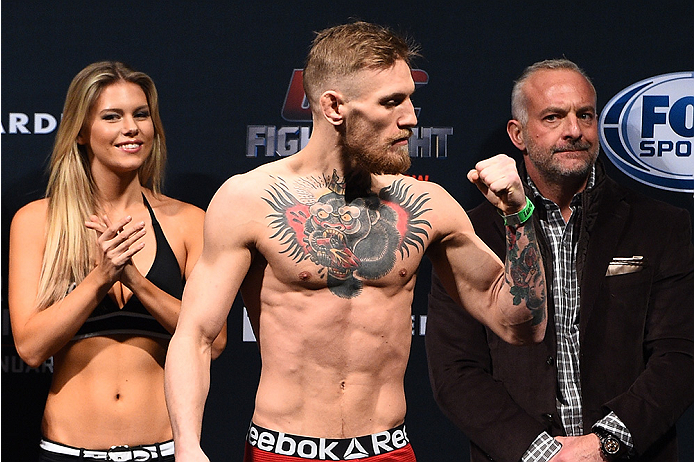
[73,196,184,340]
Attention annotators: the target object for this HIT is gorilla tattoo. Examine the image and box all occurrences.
[264,171,432,298]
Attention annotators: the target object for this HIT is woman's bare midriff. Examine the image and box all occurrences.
[42,335,172,448]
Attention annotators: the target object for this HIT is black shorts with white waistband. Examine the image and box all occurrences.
[38,438,174,462]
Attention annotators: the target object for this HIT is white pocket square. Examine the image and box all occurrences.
[606,256,645,276]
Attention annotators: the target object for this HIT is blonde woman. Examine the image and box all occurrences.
[8,61,226,461]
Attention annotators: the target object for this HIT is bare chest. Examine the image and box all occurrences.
[255,175,432,300]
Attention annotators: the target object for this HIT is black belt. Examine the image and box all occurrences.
[39,439,174,461]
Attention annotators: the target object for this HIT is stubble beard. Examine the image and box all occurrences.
[525,132,598,184]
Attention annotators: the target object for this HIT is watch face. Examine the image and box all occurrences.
[603,435,621,455]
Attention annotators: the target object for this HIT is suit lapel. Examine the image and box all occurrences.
[578,184,630,343]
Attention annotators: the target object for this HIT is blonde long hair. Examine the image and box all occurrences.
[37,61,167,308]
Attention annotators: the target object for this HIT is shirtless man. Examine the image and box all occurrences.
[165,21,547,461]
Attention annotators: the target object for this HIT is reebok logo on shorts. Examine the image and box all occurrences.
[247,423,410,460]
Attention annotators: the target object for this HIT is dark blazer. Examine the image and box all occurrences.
[426,162,694,461]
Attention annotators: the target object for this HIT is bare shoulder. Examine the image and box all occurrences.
[380,175,472,241]
[353,174,468,254]
[202,168,285,248]
[216,169,267,198]
[208,170,266,216]
[9,200,49,262]
[376,174,466,224]
[375,174,453,200]
[142,191,205,252]
[11,198,49,232]
[209,160,297,210]
[143,191,204,224]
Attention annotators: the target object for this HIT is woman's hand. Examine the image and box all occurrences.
[85,214,146,284]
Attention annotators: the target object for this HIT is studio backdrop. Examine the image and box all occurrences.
[3,2,693,461]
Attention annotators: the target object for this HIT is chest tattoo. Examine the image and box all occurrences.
[263,171,431,298]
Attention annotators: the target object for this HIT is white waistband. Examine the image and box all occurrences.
[39,439,174,461]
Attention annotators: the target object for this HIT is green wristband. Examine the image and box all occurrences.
[499,197,534,227]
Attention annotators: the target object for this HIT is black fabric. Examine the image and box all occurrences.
[38,448,175,462]
[38,439,175,462]
[39,448,83,462]
[73,196,183,340]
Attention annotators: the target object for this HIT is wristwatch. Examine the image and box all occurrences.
[594,428,624,460]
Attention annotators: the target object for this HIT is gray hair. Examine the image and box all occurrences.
[511,58,596,124]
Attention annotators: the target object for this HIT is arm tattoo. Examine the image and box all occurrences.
[263,170,432,299]
[505,221,546,325]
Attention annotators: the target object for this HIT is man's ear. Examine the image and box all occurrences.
[507,119,526,151]
[319,90,345,126]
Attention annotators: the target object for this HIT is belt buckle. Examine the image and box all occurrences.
[107,445,153,461]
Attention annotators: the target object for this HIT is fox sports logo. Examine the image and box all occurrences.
[599,72,694,193]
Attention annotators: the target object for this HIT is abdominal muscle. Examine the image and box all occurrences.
[42,335,172,448]
[248,280,414,439]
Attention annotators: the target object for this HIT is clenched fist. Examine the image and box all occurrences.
[467,154,526,215]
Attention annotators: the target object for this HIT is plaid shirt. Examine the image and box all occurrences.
[521,167,635,461]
